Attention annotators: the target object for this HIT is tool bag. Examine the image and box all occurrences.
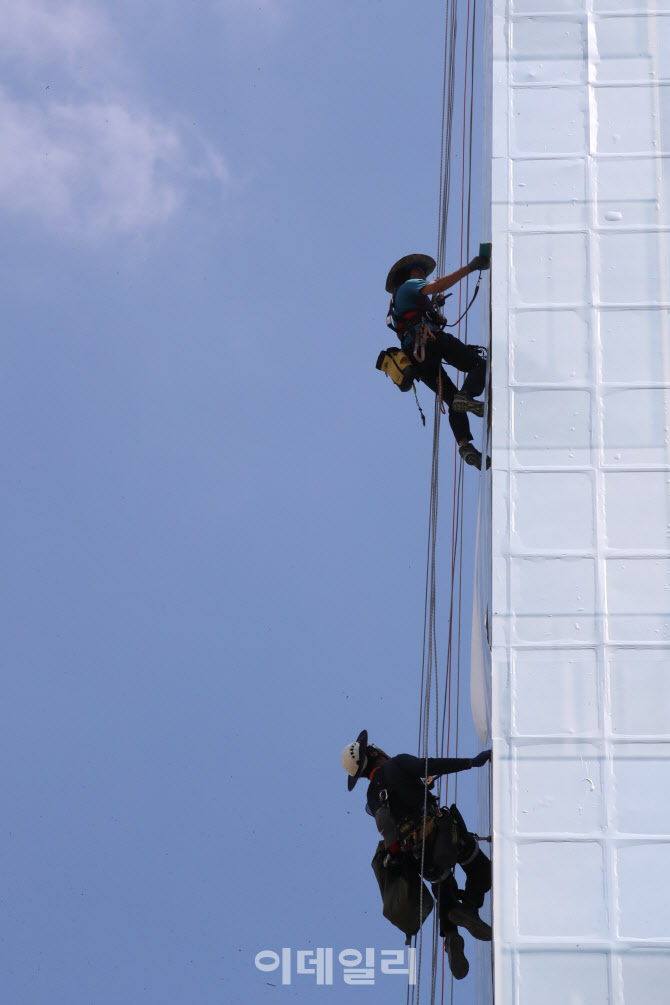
[378,289,448,392]
[375,346,418,392]
[371,841,434,943]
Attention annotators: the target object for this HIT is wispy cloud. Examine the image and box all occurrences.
[0,0,228,240]
[0,0,113,72]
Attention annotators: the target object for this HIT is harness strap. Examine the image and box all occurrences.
[444,276,481,327]
[387,306,424,335]
[398,814,437,848]
[459,835,480,867]
[388,289,447,338]
[412,324,428,362]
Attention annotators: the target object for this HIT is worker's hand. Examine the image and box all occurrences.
[471,749,492,768]
[468,254,490,273]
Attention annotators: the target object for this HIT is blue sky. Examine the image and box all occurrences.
[1,1,489,1001]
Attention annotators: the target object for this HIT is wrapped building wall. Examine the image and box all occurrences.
[474,0,670,1000]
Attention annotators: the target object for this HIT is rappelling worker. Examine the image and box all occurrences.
[342,729,492,981]
[386,252,490,469]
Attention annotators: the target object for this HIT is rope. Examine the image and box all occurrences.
[412,0,484,994]
[436,0,458,277]
[414,385,442,1002]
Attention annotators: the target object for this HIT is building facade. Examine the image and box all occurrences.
[476,0,670,1000]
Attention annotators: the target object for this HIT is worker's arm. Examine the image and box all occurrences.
[422,265,470,297]
[425,751,491,775]
[393,752,483,778]
[422,256,489,297]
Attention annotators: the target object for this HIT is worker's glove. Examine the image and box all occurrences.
[468,254,490,273]
[471,749,492,768]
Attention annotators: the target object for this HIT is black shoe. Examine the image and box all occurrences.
[458,444,491,470]
[444,931,469,980]
[452,392,484,418]
[447,904,492,941]
[459,443,482,468]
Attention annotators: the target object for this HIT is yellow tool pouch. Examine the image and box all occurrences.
[375,347,418,393]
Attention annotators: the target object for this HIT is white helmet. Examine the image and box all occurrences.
[341,729,368,791]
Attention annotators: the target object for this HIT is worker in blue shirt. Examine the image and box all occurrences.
[386,252,490,469]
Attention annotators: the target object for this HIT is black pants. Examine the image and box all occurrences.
[432,846,491,937]
[412,332,487,443]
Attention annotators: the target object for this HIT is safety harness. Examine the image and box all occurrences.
[374,295,449,423]
[401,804,480,884]
[371,772,481,886]
[386,294,449,362]
[375,274,483,411]
[397,807,439,849]
[368,768,464,875]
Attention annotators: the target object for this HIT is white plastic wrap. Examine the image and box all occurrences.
[474,0,670,1000]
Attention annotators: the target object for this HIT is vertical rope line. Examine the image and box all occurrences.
[436,0,450,262]
[463,0,478,351]
[443,0,477,994]
[416,390,442,1004]
[457,0,473,299]
[417,0,476,991]
[439,456,462,762]
[417,492,434,754]
[437,0,458,275]
[456,0,478,815]
[453,469,466,809]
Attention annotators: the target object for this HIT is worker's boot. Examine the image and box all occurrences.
[447,903,492,941]
[444,931,469,980]
[458,444,491,470]
[452,392,485,417]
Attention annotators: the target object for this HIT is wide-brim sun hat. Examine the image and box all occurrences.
[341,729,369,791]
[385,254,436,294]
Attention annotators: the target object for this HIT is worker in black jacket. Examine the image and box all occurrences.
[342,729,492,981]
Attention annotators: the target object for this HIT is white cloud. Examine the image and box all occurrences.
[0,0,116,78]
[0,0,228,240]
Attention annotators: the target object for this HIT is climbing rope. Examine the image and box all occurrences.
[410,0,486,996]
[406,0,491,987]
[436,0,459,277]
[413,384,443,1004]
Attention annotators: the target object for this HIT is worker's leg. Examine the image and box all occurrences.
[460,348,487,400]
[433,874,469,980]
[444,810,493,940]
[433,332,487,399]
[444,809,492,909]
[416,362,474,443]
[447,842,492,940]
[433,872,460,936]
[460,847,492,910]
